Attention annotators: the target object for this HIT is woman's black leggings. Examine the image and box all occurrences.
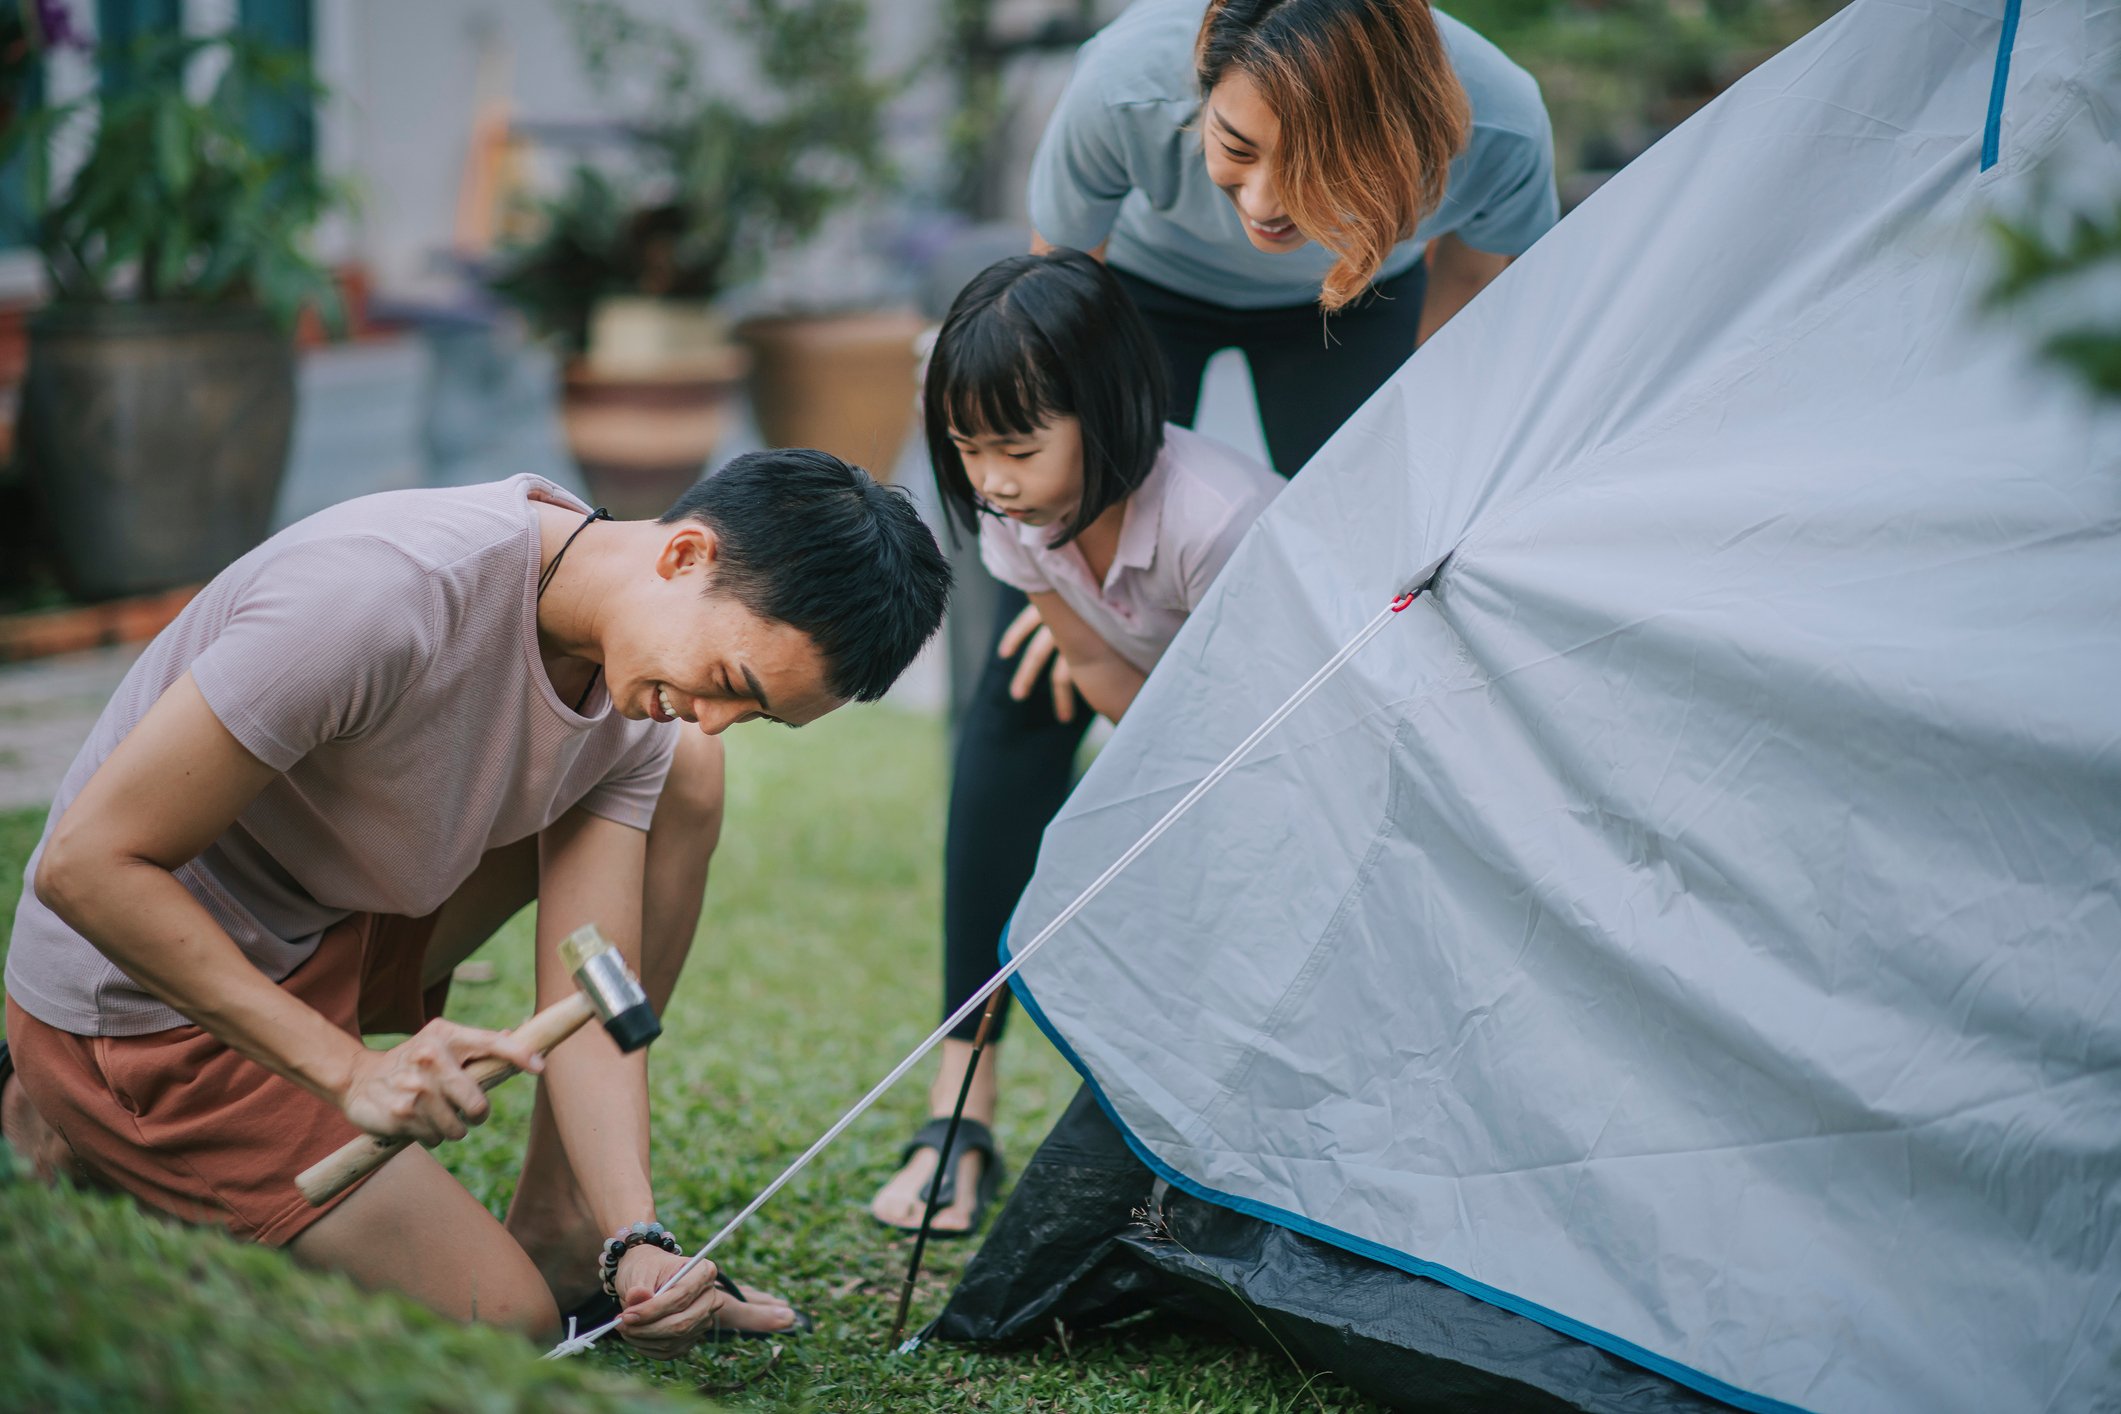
[940,261,1428,1042]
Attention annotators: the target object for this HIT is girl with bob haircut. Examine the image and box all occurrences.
[869,249,1283,1236]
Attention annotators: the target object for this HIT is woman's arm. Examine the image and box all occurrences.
[34,673,539,1141]
[1418,232,1513,343]
[1029,591,1148,721]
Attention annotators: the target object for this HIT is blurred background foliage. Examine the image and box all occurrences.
[1433,0,1852,190]
[490,0,901,352]
[0,29,347,324]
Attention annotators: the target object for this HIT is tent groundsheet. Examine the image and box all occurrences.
[949,1,2121,1410]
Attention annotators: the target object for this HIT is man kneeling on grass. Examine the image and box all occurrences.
[0,452,950,1356]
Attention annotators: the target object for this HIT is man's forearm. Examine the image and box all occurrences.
[36,849,363,1099]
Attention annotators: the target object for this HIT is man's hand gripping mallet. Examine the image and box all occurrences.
[295,924,659,1206]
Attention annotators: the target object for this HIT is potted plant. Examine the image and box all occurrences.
[499,0,917,495]
[491,162,754,519]
[5,30,345,600]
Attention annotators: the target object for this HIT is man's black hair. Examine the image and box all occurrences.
[660,450,951,703]
[924,248,1170,548]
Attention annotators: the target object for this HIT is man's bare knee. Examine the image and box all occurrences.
[290,1146,561,1339]
[656,731,725,846]
[478,1278,561,1341]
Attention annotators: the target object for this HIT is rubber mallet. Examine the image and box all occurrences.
[295,924,660,1206]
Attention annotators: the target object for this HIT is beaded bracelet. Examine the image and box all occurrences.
[597,1220,683,1298]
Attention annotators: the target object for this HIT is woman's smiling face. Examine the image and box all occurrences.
[948,415,1088,531]
[1201,70,1306,252]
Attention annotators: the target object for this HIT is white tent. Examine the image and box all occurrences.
[991,0,2121,1409]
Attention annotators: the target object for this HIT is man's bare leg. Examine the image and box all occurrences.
[289,1143,559,1337]
[496,732,785,1330]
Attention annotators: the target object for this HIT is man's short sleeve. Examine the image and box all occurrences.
[1026,46,1135,252]
[574,727,676,832]
[190,538,439,772]
[979,517,1056,595]
[1453,125,1560,257]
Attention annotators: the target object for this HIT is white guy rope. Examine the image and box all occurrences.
[547,587,1424,1358]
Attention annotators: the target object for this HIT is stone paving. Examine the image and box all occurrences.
[0,644,139,813]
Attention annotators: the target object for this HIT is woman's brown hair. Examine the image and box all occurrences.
[1197,0,1471,311]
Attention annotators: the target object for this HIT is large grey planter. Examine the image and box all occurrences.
[22,302,295,600]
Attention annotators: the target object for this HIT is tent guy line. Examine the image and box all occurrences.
[544,578,1436,1359]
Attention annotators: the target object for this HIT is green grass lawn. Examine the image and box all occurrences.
[0,708,1378,1412]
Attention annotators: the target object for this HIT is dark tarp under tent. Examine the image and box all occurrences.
[928,1,2121,1410]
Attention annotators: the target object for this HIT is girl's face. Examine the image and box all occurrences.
[1201,70,1306,253]
[950,415,1087,531]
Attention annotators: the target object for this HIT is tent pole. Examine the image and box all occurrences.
[889,991,1003,1349]
[546,585,1431,1358]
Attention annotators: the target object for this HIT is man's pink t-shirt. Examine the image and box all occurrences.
[980,425,1281,674]
[5,474,675,1037]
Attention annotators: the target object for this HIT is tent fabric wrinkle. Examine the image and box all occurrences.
[948,0,2121,1410]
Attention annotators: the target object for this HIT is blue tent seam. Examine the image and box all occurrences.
[1982,0,2023,171]
[998,930,1819,1414]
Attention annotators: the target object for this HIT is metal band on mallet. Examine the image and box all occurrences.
[562,926,661,1051]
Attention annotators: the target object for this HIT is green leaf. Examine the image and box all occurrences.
[153,102,195,195]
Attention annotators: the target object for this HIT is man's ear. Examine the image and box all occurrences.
[655,522,721,583]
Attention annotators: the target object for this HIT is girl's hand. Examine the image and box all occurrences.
[999,604,1079,722]
[337,1019,543,1146]
[613,1247,800,1357]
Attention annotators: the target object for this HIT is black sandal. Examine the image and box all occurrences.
[874,1115,1005,1238]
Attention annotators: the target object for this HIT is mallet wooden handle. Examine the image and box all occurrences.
[296,990,598,1207]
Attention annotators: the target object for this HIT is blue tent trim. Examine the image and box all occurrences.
[999,928,1817,1414]
[1982,0,2023,171]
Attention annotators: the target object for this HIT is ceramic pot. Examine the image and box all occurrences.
[559,347,749,520]
[21,301,294,600]
[736,309,927,480]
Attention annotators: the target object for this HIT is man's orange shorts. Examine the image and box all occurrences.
[4,910,446,1247]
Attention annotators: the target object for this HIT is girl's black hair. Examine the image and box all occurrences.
[924,248,1169,548]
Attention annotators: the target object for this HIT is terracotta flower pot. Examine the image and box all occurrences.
[559,348,749,521]
[21,302,295,600]
[737,309,928,480]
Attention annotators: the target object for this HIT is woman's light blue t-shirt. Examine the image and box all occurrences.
[1028,0,1558,310]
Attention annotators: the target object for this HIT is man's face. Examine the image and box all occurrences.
[607,525,847,734]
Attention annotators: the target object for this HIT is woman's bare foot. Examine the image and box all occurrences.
[868,1038,1000,1234]
[871,1145,990,1233]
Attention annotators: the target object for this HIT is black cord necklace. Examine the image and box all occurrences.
[537,505,611,714]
